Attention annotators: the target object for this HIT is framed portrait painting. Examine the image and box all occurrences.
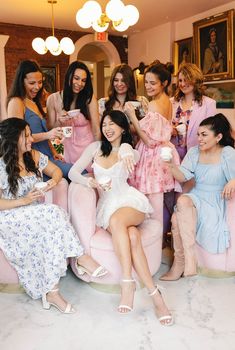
[173,37,193,75]
[41,65,60,93]
[193,9,234,80]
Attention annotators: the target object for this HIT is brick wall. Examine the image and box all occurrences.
[0,22,128,93]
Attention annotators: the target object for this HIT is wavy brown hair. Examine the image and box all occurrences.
[105,64,137,113]
[0,118,41,197]
[174,63,205,105]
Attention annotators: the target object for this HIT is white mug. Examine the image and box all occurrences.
[176,123,187,135]
[62,126,73,138]
[160,147,173,161]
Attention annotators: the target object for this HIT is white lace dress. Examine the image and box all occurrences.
[69,141,153,229]
[0,153,84,299]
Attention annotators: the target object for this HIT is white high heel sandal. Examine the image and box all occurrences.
[42,289,75,314]
[148,286,174,326]
[118,279,136,313]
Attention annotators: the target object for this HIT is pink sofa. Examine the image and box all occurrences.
[69,182,163,285]
[196,195,235,276]
[0,178,69,286]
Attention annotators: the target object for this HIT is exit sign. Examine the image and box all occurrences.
[94,32,108,42]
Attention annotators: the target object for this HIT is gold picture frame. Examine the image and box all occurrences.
[193,9,234,81]
[173,37,193,75]
[41,64,60,93]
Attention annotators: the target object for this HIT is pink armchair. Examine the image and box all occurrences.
[196,195,235,277]
[68,182,164,286]
[0,178,69,289]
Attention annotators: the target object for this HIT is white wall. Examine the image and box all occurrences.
[128,1,235,68]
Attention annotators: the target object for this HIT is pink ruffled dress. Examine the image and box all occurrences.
[131,112,181,194]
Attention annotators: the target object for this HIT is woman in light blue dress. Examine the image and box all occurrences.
[160,114,235,281]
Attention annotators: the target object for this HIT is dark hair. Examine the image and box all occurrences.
[0,118,41,197]
[7,60,45,117]
[105,64,137,112]
[199,114,234,148]
[145,61,174,94]
[100,110,133,157]
[63,61,93,118]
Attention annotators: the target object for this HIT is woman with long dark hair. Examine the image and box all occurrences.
[7,60,72,180]
[69,110,173,326]
[160,114,235,280]
[0,118,107,313]
[47,61,100,165]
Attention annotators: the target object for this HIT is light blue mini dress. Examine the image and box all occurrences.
[179,146,235,254]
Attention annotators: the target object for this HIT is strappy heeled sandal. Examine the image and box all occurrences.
[118,279,136,314]
[76,263,108,278]
[148,286,174,326]
[42,288,75,314]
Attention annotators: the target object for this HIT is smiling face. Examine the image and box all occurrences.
[18,126,34,155]
[102,115,124,146]
[197,125,222,151]
[113,72,128,96]
[178,72,194,97]
[24,71,43,100]
[144,72,165,98]
[72,68,87,94]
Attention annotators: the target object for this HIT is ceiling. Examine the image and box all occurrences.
[0,0,231,36]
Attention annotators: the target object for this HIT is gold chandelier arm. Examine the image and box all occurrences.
[48,0,57,37]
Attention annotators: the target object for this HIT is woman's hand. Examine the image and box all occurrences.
[58,111,70,124]
[222,179,235,200]
[124,102,136,122]
[87,177,99,189]
[22,189,43,205]
[122,154,135,173]
[45,179,57,192]
[47,127,63,141]
[53,153,65,162]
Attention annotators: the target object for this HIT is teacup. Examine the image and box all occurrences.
[160,147,173,161]
[67,109,80,118]
[98,176,112,191]
[34,181,47,192]
[129,101,141,109]
[176,123,187,135]
[62,126,73,138]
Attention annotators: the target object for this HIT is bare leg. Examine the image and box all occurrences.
[128,226,173,325]
[107,208,144,313]
[43,283,75,313]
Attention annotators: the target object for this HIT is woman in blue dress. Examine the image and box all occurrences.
[160,114,235,280]
[7,60,72,180]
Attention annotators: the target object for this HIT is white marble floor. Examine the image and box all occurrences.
[1,262,235,350]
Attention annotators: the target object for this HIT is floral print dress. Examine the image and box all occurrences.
[0,153,84,299]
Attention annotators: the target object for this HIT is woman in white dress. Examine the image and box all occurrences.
[69,110,173,326]
[0,118,107,314]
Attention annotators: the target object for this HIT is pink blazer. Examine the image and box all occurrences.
[170,96,216,150]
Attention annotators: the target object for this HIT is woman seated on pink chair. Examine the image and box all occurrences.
[160,114,235,280]
[0,118,107,314]
[69,110,173,326]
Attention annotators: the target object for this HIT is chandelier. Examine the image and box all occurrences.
[76,0,139,33]
[32,0,75,56]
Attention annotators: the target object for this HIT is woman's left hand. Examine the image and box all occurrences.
[45,179,57,192]
[122,154,135,173]
[222,179,235,200]
[123,102,136,121]
[53,153,65,162]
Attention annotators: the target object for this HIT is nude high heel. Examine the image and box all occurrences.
[148,286,174,326]
[42,289,75,314]
[118,279,136,314]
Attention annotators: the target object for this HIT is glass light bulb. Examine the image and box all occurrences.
[106,0,125,22]
[32,37,47,55]
[92,20,109,32]
[60,37,75,55]
[124,5,139,26]
[83,1,102,22]
[76,9,92,28]
[113,18,129,32]
[45,36,60,51]
[50,45,62,56]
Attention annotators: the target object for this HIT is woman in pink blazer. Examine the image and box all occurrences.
[171,63,216,161]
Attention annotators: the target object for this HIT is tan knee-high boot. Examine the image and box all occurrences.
[160,213,185,281]
[176,204,197,276]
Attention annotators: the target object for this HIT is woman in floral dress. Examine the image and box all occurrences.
[0,118,107,313]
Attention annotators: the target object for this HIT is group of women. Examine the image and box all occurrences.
[1,56,235,327]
